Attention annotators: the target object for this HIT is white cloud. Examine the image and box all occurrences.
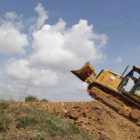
[1,3,108,101]
[5,12,18,20]
[77,82,88,91]
[6,59,58,86]
[52,18,66,32]
[32,69,58,86]
[116,56,123,63]
[30,3,48,31]
[6,59,31,80]
[0,18,28,54]
[29,19,108,71]
[5,12,23,30]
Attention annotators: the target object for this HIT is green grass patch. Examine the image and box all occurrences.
[0,100,10,131]
[68,123,80,134]
[0,100,9,110]
[0,100,91,139]
[0,134,6,140]
[31,135,45,140]
[17,116,37,128]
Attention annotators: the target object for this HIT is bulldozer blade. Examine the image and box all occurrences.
[71,62,96,82]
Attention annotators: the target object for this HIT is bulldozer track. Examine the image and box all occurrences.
[87,83,140,125]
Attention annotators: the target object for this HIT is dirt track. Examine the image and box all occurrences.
[29,101,140,140]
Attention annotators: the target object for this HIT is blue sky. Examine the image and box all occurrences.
[0,0,140,101]
[1,0,140,67]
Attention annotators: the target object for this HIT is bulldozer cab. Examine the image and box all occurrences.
[118,66,140,101]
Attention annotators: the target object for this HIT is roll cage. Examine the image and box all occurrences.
[118,66,140,97]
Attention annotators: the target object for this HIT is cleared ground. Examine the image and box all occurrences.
[30,101,140,140]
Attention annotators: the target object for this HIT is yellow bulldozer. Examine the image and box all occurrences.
[71,62,140,124]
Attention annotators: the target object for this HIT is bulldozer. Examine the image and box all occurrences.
[71,62,140,124]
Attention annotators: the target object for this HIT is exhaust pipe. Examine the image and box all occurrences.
[122,65,129,76]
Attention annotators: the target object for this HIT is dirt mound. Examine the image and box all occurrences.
[0,100,91,140]
[30,101,140,140]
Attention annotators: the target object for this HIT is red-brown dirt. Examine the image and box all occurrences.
[28,101,140,140]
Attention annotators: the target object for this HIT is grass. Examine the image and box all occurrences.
[0,134,6,140]
[68,123,80,134]
[0,100,10,131]
[31,135,45,140]
[16,109,88,137]
[17,116,37,128]
[0,100,91,140]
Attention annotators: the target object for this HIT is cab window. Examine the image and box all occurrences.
[123,72,139,92]
[133,85,140,98]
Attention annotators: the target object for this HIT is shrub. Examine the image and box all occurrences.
[0,100,10,131]
[17,116,37,128]
[40,98,49,102]
[0,100,9,111]
[25,95,39,102]
[0,118,9,131]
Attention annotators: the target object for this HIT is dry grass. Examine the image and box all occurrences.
[0,100,92,140]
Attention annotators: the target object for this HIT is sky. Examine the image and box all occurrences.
[0,0,140,101]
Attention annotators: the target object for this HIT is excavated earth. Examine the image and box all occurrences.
[29,101,140,140]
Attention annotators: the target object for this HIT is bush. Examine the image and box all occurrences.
[25,95,39,102]
[0,118,9,131]
[0,100,9,110]
[0,100,10,131]
[40,98,49,102]
[17,116,37,128]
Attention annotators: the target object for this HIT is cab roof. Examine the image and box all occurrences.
[133,65,140,74]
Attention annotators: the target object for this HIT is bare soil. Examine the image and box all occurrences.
[29,101,140,140]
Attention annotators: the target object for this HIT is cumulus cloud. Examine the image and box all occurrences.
[5,12,23,29]
[116,56,123,63]
[0,23,28,54]
[5,12,18,20]
[77,83,88,91]
[0,12,28,54]
[30,3,48,31]
[6,59,58,86]
[1,3,108,101]
[29,19,107,71]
